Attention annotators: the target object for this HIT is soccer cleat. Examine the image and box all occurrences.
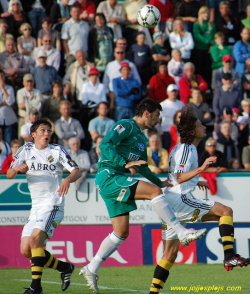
[23,287,43,294]
[224,254,250,271]
[180,228,207,247]
[79,266,100,294]
[60,263,75,291]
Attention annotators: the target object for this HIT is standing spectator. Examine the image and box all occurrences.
[50,0,71,26]
[55,100,85,149]
[167,49,185,87]
[88,102,115,142]
[208,0,230,23]
[37,17,61,51]
[31,34,61,71]
[61,4,90,69]
[242,59,250,98]
[20,107,39,143]
[233,27,250,75]
[241,4,250,30]
[147,134,169,174]
[96,0,126,40]
[192,6,216,88]
[0,127,11,171]
[0,19,13,53]
[176,0,200,32]
[149,61,175,103]
[169,110,181,153]
[242,135,250,169]
[0,70,17,144]
[74,0,96,22]
[109,37,128,60]
[68,137,91,190]
[89,135,103,173]
[88,13,114,72]
[113,61,141,121]
[1,138,21,174]
[31,50,61,99]
[42,80,65,123]
[160,84,184,151]
[169,17,194,62]
[213,73,242,123]
[179,62,208,105]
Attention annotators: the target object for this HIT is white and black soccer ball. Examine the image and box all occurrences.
[137,5,161,29]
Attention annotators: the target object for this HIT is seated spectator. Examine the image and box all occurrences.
[96,0,126,40]
[50,0,71,26]
[0,69,17,144]
[216,121,238,162]
[169,17,194,62]
[179,62,208,105]
[88,102,115,142]
[228,157,242,170]
[20,108,39,143]
[198,137,228,172]
[81,67,106,109]
[242,58,250,98]
[31,34,61,71]
[151,31,170,75]
[188,87,212,125]
[38,17,61,51]
[215,55,241,90]
[147,134,169,174]
[0,127,11,171]
[176,0,200,32]
[213,73,242,123]
[31,50,61,99]
[1,138,21,174]
[17,23,36,69]
[149,61,175,103]
[128,31,151,86]
[88,13,114,71]
[67,137,91,190]
[169,110,181,154]
[113,62,141,121]
[0,19,13,53]
[55,100,85,149]
[61,5,90,69]
[211,32,232,90]
[74,0,96,22]
[160,84,184,151]
[0,38,29,89]
[89,135,103,173]
[241,4,250,30]
[242,135,250,169]
[215,1,240,47]
[17,73,43,133]
[167,49,185,87]
[63,50,92,103]
[42,80,66,123]
[233,27,250,74]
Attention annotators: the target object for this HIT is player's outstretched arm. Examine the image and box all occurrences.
[124,160,147,169]
[58,168,82,197]
[6,164,28,179]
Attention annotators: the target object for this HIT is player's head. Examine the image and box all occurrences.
[30,118,52,144]
[177,106,206,144]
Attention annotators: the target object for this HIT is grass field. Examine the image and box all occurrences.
[1,264,250,294]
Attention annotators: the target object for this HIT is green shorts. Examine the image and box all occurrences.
[95,167,139,218]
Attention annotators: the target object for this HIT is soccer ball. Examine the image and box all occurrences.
[137,5,161,29]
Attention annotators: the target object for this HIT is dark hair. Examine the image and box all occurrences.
[0,69,5,77]
[222,73,232,80]
[30,118,52,137]
[52,80,62,88]
[70,4,81,11]
[95,12,106,23]
[11,139,21,147]
[42,17,52,24]
[157,61,168,71]
[228,158,242,169]
[97,101,108,109]
[191,87,201,92]
[173,109,182,125]
[134,98,162,117]
[177,106,197,144]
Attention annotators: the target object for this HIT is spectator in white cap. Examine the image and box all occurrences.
[160,84,184,151]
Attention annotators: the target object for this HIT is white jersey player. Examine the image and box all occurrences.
[7,118,81,294]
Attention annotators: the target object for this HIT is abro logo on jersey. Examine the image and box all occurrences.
[30,162,56,171]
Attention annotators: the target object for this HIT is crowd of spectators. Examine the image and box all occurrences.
[0,0,250,180]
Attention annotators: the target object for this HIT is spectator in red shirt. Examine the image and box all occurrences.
[74,0,96,21]
[148,61,175,103]
[179,62,208,105]
[1,139,21,174]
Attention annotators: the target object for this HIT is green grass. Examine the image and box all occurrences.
[0,264,250,294]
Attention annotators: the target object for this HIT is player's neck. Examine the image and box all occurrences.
[134,117,146,130]
[191,137,201,147]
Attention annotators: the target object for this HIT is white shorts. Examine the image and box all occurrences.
[162,192,215,240]
[21,205,64,244]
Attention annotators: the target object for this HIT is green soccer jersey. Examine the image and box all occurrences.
[98,119,163,188]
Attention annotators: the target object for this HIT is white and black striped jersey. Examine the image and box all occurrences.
[11,143,78,207]
[164,143,199,195]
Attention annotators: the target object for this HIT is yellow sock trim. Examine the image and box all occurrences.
[52,258,59,269]
[219,216,233,226]
[32,266,43,272]
[150,287,160,293]
[152,278,165,288]
[158,259,173,271]
[224,244,233,251]
[44,254,53,267]
[31,248,45,257]
[32,274,42,279]
[222,236,234,243]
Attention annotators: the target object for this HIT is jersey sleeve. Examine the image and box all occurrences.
[138,164,163,188]
[10,145,26,168]
[58,146,79,172]
[174,144,193,173]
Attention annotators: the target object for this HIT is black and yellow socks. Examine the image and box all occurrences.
[219,216,235,261]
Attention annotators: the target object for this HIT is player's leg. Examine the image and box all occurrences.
[202,202,250,271]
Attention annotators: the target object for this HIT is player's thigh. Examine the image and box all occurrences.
[201,201,233,222]
[29,228,49,249]
[134,180,162,200]
[20,236,31,258]
[111,214,130,238]
[163,239,180,263]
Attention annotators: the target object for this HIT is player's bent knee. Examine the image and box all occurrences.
[223,206,233,217]
[20,247,31,258]
[151,187,164,198]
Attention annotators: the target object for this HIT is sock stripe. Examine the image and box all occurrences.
[31,266,43,272]
[52,258,59,269]
[31,248,45,257]
[44,254,53,267]
[150,287,160,293]
[219,216,233,226]
[222,236,234,243]
[158,259,173,271]
[152,278,165,287]
[32,275,42,279]
[224,244,234,251]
